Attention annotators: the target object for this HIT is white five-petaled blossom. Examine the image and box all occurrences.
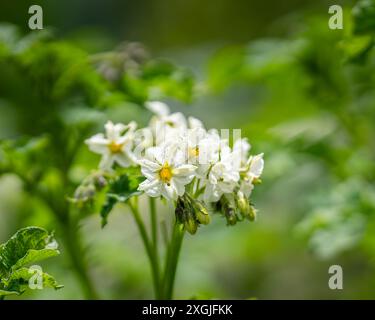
[85,121,137,170]
[138,143,196,201]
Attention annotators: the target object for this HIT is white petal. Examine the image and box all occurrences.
[85,134,109,154]
[114,153,132,168]
[173,164,196,177]
[173,175,194,186]
[145,101,170,116]
[99,154,114,170]
[249,153,264,177]
[171,179,185,196]
[138,179,161,191]
[138,179,162,197]
[138,159,161,172]
[188,117,204,129]
[161,182,178,201]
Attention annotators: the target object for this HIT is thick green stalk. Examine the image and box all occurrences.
[162,222,185,300]
[129,199,161,299]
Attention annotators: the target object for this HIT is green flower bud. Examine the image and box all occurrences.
[236,191,250,218]
[74,184,96,202]
[248,205,257,221]
[194,201,211,225]
[184,210,198,235]
[252,177,262,185]
[222,201,237,225]
[175,196,198,234]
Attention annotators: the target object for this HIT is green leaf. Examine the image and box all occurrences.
[0,289,19,297]
[0,227,62,297]
[11,248,59,271]
[100,169,145,227]
[5,267,63,292]
[0,227,59,273]
[353,0,375,34]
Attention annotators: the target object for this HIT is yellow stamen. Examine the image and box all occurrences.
[159,163,173,183]
[165,120,175,127]
[108,141,123,154]
[188,146,199,158]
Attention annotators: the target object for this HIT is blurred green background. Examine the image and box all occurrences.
[2,0,375,299]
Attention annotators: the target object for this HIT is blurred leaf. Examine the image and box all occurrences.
[101,168,145,227]
[353,0,375,34]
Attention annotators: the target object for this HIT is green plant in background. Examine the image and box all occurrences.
[73,101,264,299]
[0,226,62,299]
[0,23,194,299]
[207,0,375,259]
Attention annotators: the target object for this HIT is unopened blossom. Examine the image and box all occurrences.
[85,121,137,170]
[138,143,196,201]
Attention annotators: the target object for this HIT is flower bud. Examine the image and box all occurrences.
[74,184,96,202]
[92,174,107,190]
[184,209,198,235]
[252,177,262,185]
[248,205,257,221]
[236,191,250,218]
[194,201,211,225]
[175,196,198,234]
[224,204,237,225]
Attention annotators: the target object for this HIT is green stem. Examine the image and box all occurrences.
[149,197,158,253]
[162,222,185,300]
[129,198,161,299]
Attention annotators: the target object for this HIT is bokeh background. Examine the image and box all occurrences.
[2,0,375,299]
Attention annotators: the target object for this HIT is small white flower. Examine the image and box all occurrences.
[203,148,240,203]
[240,153,264,197]
[138,143,196,201]
[85,121,137,170]
[146,101,190,146]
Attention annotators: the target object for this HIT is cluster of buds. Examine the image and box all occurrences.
[71,171,108,208]
[175,194,210,234]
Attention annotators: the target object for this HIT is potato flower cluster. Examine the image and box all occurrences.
[85,101,264,233]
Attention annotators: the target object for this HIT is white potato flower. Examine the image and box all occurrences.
[138,143,196,201]
[146,101,187,145]
[85,100,264,220]
[240,153,264,197]
[85,121,137,170]
[203,147,240,203]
